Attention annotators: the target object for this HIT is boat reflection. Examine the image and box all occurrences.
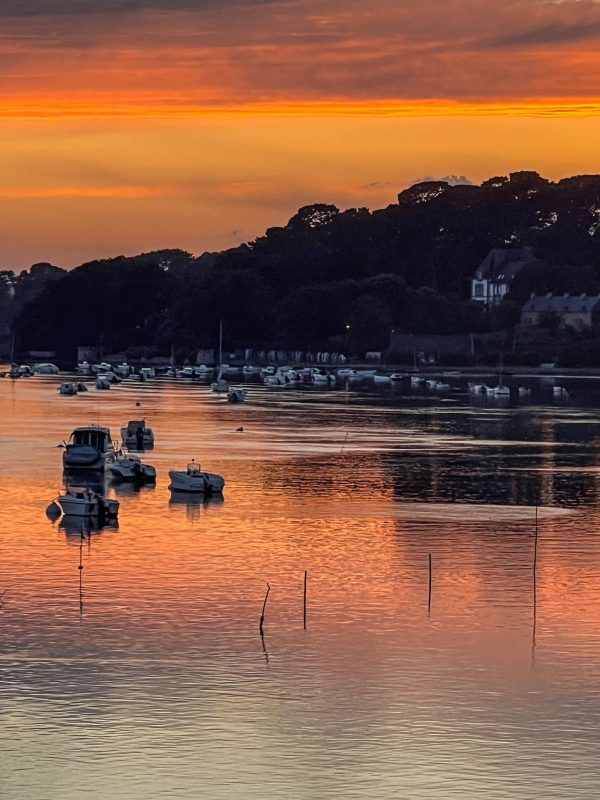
[109,478,156,497]
[168,492,225,522]
[59,514,119,539]
[62,469,109,496]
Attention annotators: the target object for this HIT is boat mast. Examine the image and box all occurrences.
[217,320,223,379]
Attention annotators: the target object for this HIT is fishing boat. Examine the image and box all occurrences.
[108,454,156,482]
[63,426,117,470]
[120,419,155,448]
[55,488,119,519]
[168,460,225,494]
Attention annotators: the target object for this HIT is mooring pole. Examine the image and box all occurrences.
[428,553,432,614]
[303,571,308,630]
[259,582,271,636]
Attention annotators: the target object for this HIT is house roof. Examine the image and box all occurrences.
[522,294,600,314]
[475,247,535,282]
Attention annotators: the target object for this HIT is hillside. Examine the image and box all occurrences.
[12,171,600,360]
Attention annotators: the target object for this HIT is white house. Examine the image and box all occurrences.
[471,247,535,306]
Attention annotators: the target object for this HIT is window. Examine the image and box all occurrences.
[474,283,484,297]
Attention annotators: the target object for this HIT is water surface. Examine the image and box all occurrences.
[1,376,599,799]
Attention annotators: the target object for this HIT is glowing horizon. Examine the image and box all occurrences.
[1,0,600,267]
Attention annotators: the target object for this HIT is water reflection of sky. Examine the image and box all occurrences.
[1,377,600,799]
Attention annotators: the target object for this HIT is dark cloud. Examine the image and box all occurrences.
[0,0,269,14]
[411,175,473,186]
[481,21,600,49]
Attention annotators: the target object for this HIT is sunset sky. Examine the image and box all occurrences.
[2,0,600,268]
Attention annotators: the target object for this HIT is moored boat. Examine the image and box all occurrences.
[58,383,78,395]
[63,426,117,470]
[55,489,119,519]
[108,454,156,481]
[227,388,247,403]
[168,460,225,494]
[120,419,155,448]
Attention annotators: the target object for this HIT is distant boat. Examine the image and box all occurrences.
[227,388,247,403]
[58,382,78,396]
[63,426,117,470]
[168,460,225,494]
[120,419,155,448]
[33,362,59,374]
[95,375,111,390]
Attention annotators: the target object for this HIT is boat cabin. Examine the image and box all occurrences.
[69,426,113,452]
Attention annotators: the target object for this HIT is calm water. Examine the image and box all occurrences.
[1,375,599,799]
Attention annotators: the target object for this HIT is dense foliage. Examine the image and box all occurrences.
[12,171,600,359]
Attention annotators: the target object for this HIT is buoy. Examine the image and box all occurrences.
[136,401,141,407]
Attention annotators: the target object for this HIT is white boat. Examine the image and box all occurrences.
[58,383,78,396]
[411,376,425,386]
[487,385,510,397]
[139,367,155,379]
[553,386,568,399]
[311,369,335,385]
[108,454,156,481]
[390,373,404,382]
[518,386,531,397]
[95,375,111,390]
[91,362,113,374]
[63,426,117,470]
[168,460,225,494]
[180,366,195,379]
[194,364,213,377]
[115,362,131,377]
[18,365,33,376]
[468,383,486,393]
[426,380,450,392]
[211,377,230,393]
[227,388,247,403]
[55,489,119,519]
[120,419,155,448]
[261,366,276,376]
[77,361,92,374]
[33,362,59,374]
[373,374,391,384]
[242,365,260,375]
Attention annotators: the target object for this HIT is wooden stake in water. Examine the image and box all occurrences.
[303,571,308,630]
[259,582,271,636]
[532,505,539,650]
[428,553,432,613]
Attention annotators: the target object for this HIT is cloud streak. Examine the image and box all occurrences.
[0,0,600,113]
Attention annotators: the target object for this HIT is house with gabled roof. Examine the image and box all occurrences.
[471,246,535,306]
[521,293,600,330]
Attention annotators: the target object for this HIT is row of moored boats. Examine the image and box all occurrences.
[53,420,224,522]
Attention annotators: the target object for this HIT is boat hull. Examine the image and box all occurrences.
[168,470,225,493]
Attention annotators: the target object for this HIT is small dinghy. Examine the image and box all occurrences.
[55,489,120,519]
[211,377,230,393]
[58,383,78,395]
[168,460,225,494]
[96,375,111,390]
[227,388,247,403]
[109,454,156,482]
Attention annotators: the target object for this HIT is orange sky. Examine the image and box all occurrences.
[1,0,600,267]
